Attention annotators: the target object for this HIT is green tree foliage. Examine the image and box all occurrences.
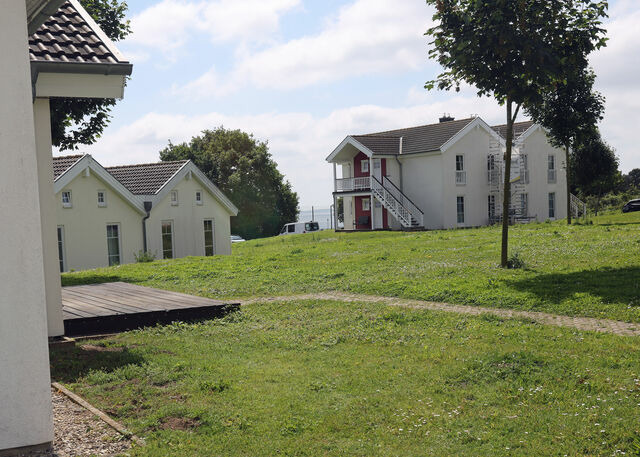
[622,168,640,191]
[160,127,299,239]
[424,0,608,266]
[525,69,604,224]
[571,134,620,214]
[51,0,131,150]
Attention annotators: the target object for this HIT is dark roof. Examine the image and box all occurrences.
[357,118,476,155]
[352,135,401,155]
[106,161,188,195]
[29,1,128,65]
[491,121,535,140]
[52,154,83,179]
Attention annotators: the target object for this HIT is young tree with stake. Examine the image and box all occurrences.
[424,0,608,267]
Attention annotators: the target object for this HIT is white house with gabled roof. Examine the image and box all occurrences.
[53,154,238,272]
[327,116,573,231]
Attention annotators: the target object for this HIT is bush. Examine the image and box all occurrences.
[134,250,156,263]
[506,252,526,269]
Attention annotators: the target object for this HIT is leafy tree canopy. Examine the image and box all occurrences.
[572,133,620,197]
[160,127,300,240]
[51,0,131,150]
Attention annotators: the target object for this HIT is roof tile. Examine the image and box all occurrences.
[52,154,84,179]
[106,161,188,195]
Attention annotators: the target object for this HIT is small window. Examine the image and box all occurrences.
[61,191,72,208]
[203,219,214,256]
[548,192,556,219]
[521,154,529,183]
[162,221,174,259]
[171,190,179,206]
[548,155,557,183]
[362,198,370,211]
[57,226,66,272]
[521,193,528,216]
[97,190,106,207]
[455,155,466,185]
[305,222,320,232]
[488,195,496,220]
[457,196,465,224]
[361,160,369,173]
[195,190,203,205]
[456,155,464,171]
[287,224,295,233]
[106,224,121,266]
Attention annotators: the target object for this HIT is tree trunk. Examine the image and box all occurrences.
[566,143,572,224]
[501,100,514,268]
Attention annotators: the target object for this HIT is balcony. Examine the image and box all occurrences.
[335,176,371,192]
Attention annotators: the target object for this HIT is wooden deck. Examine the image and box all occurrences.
[62,282,238,336]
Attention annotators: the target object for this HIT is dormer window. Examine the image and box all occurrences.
[171,190,179,206]
[61,191,72,208]
[195,190,203,205]
[97,190,107,207]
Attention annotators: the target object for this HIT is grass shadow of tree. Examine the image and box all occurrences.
[50,343,144,384]
[61,273,124,286]
[506,266,640,307]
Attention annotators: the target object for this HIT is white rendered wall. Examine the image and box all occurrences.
[0,2,54,451]
[55,170,144,271]
[399,153,444,229]
[34,98,64,337]
[146,176,233,259]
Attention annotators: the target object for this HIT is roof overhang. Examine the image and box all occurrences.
[326,136,376,163]
[440,117,506,152]
[513,123,542,144]
[27,0,65,33]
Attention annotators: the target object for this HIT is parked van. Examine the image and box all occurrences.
[279,221,320,235]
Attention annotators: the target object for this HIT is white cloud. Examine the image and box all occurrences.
[79,92,508,208]
[178,0,434,97]
[125,0,300,59]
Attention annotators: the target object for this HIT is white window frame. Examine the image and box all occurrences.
[106,223,122,266]
[61,190,72,208]
[521,154,529,184]
[488,195,496,221]
[203,219,215,256]
[548,192,556,219]
[161,220,175,259]
[97,190,107,207]
[548,154,557,183]
[361,160,369,174]
[457,196,465,225]
[362,197,370,211]
[57,225,66,273]
[170,190,179,206]
[521,193,529,216]
[455,154,466,185]
[195,190,203,205]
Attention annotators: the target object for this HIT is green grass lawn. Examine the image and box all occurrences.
[51,300,640,456]
[63,211,640,322]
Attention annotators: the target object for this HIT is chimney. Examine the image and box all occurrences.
[439,113,455,123]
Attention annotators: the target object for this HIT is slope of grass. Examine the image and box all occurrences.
[50,300,640,456]
[63,211,640,322]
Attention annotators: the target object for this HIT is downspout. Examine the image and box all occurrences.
[395,136,404,191]
[142,201,152,252]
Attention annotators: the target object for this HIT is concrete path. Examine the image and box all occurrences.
[240,292,640,337]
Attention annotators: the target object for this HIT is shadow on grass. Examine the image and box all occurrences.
[50,343,144,383]
[507,266,640,306]
[61,273,124,287]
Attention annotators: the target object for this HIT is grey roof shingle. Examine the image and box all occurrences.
[105,161,188,195]
[491,121,535,140]
[29,1,128,65]
[52,154,83,179]
[357,118,476,155]
[351,135,401,155]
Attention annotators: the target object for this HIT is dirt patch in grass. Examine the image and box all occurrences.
[159,416,201,431]
[80,344,125,352]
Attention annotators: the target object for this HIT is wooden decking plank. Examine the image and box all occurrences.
[63,287,170,312]
[61,307,89,319]
[60,299,118,318]
[63,289,149,313]
[101,283,208,309]
[59,302,101,318]
[107,282,223,307]
[79,286,190,311]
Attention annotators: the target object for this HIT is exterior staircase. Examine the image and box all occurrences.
[371,175,424,229]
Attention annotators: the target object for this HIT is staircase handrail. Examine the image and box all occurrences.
[380,176,424,220]
[371,175,421,227]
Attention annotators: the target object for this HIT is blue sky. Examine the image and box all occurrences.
[78,0,640,210]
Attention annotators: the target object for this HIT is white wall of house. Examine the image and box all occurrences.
[146,176,233,259]
[56,171,144,271]
[519,128,567,221]
[399,153,444,230]
[0,2,53,451]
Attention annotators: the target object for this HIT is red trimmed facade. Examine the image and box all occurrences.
[353,152,388,230]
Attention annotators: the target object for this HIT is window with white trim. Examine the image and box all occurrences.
[61,191,72,208]
[521,193,528,216]
[488,195,496,220]
[457,196,465,224]
[362,198,370,211]
[361,159,369,173]
[106,224,121,266]
[195,190,203,205]
[57,226,66,272]
[162,221,174,259]
[521,154,529,183]
[204,219,214,256]
[97,190,106,207]
[548,155,557,183]
[548,192,556,218]
[171,190,179,206]
[455,155,466,185]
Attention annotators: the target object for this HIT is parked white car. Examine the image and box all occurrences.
[230,235,246,243]
[279,222,320,235]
